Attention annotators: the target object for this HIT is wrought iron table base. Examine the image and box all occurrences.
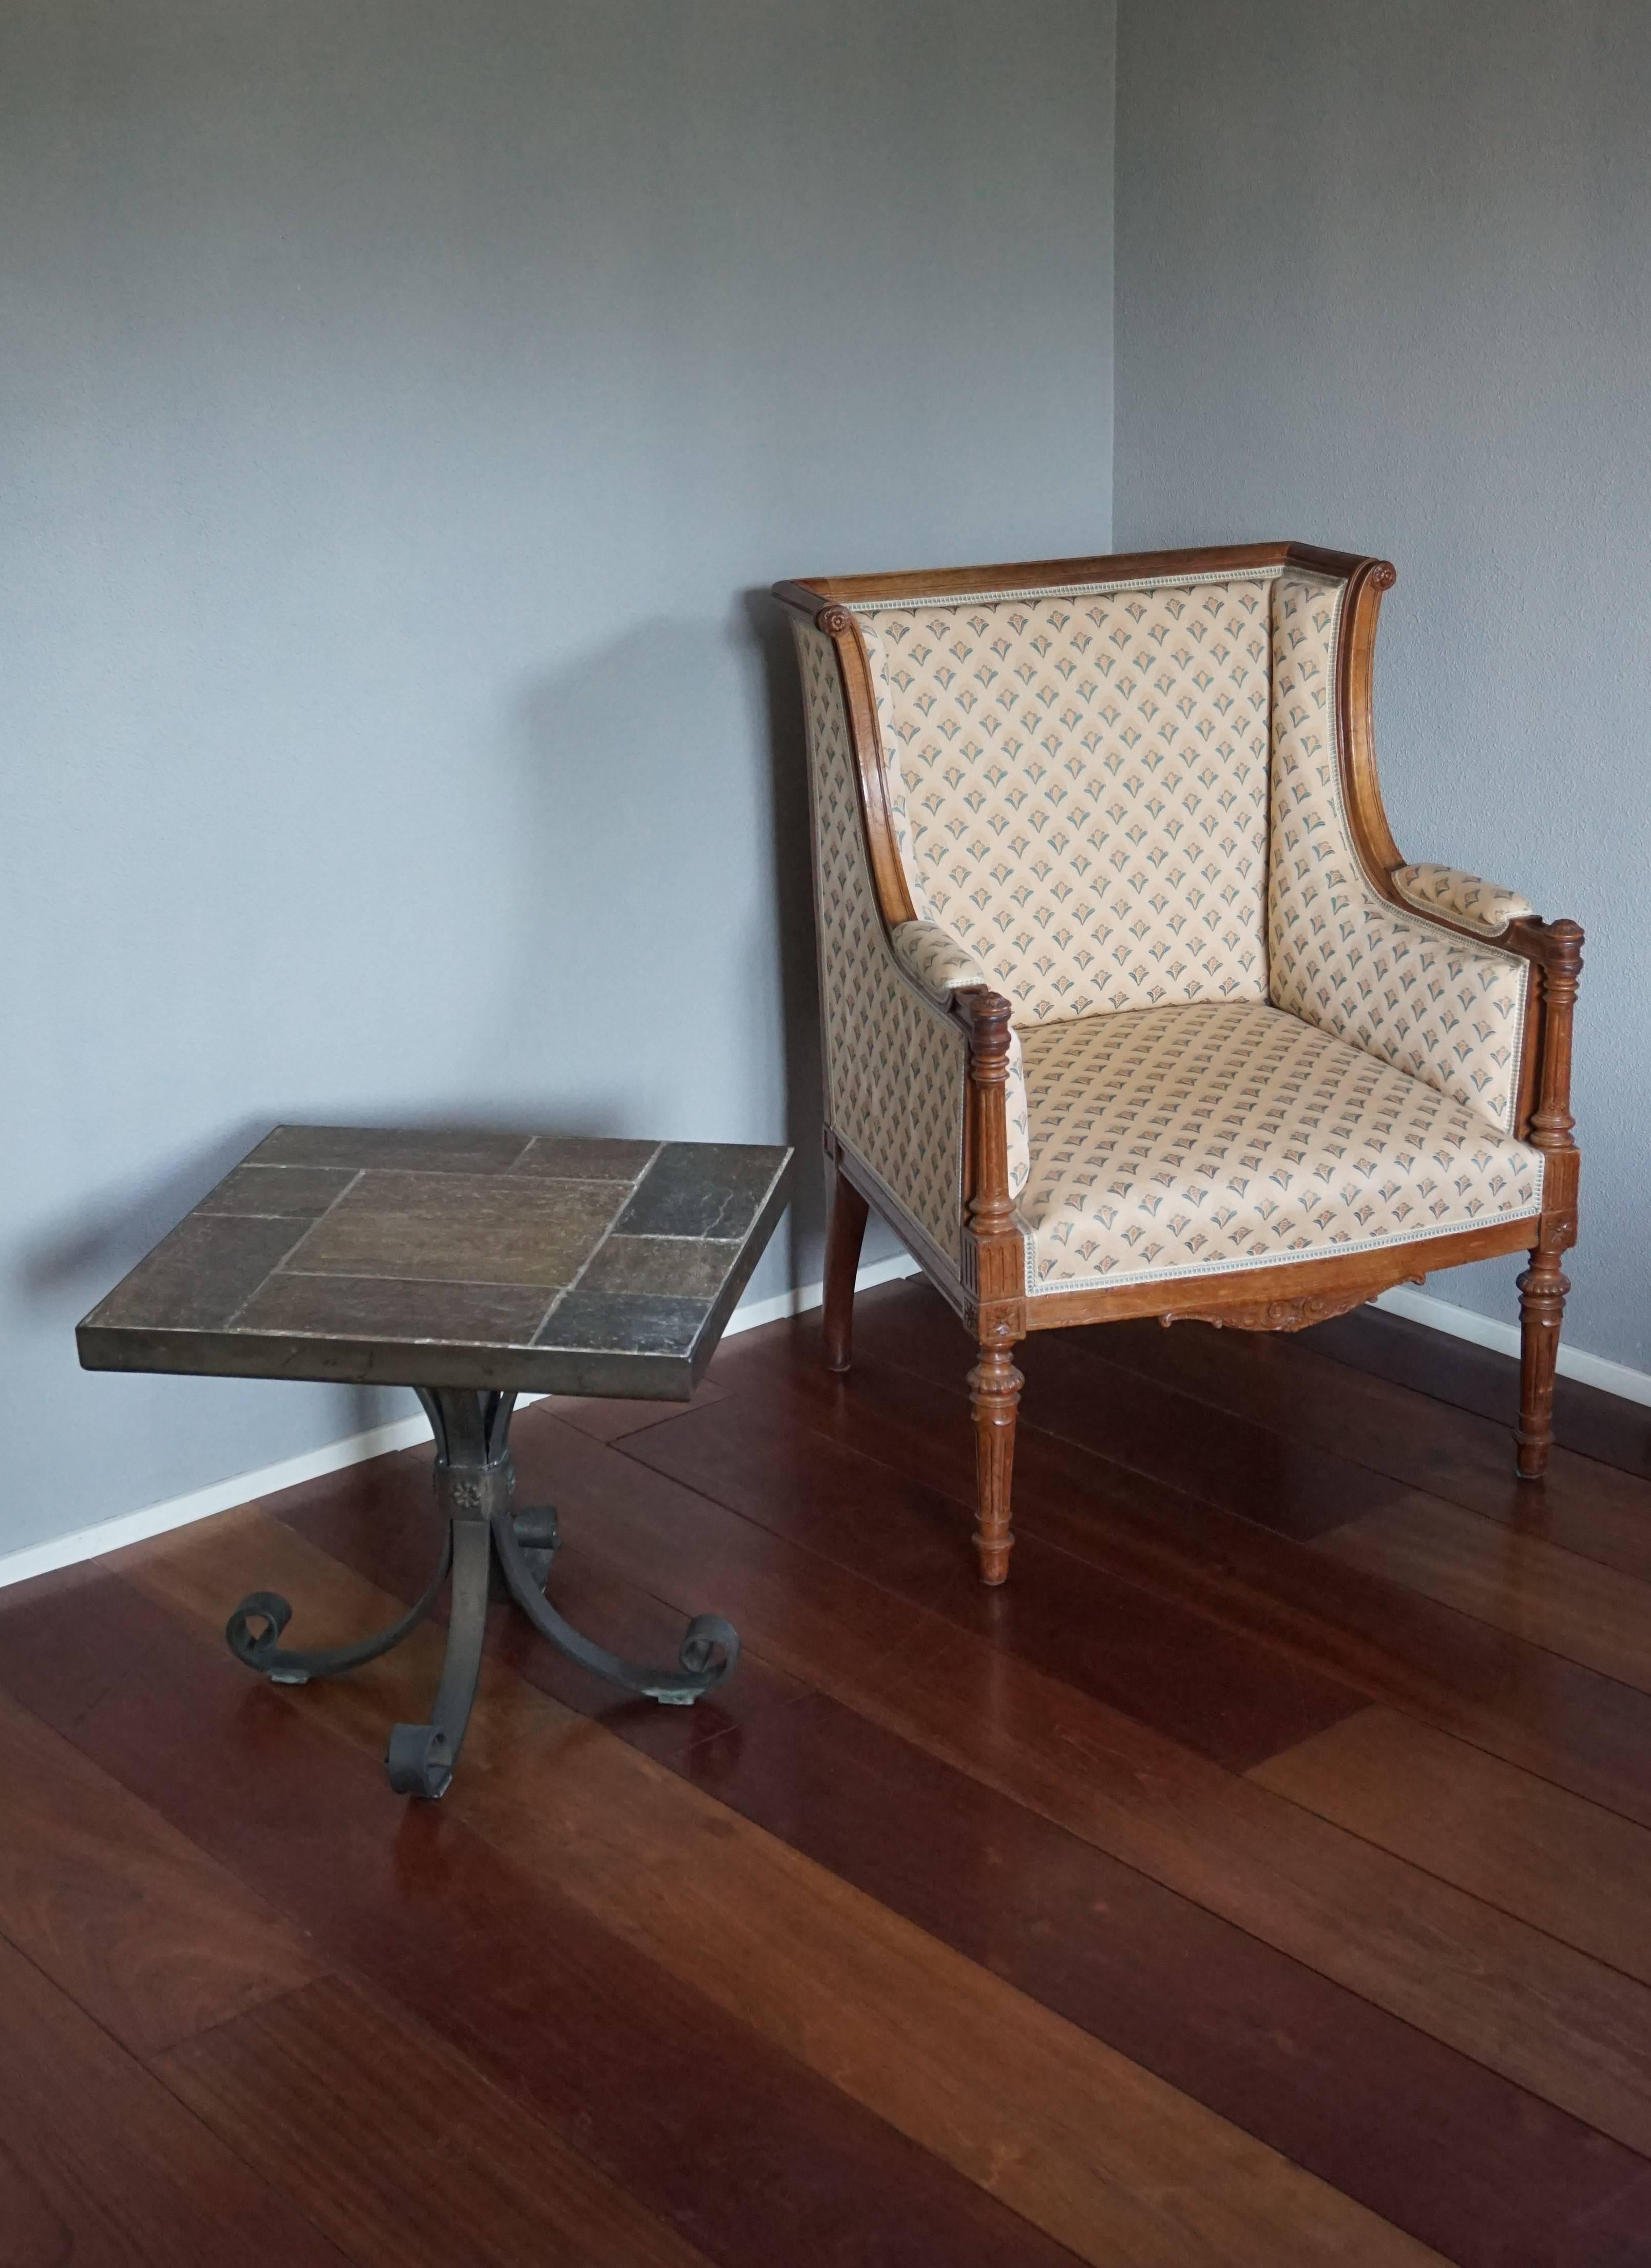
[225,1385,738,1799]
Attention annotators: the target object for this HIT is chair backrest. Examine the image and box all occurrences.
[853,569,1276,1024]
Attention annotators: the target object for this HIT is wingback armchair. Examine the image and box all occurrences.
[773,544,1582,1585]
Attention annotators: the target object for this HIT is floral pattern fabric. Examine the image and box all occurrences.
[889,920,1031,1196]
[1019,1001,1542,1294]
[795,625,970,1271]
[1392,862,1533,937]
[1268,573,1531,1136]
[799,561,1543,1306]
[855,578,1274,1025]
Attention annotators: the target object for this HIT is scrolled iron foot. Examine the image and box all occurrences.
[223,1386,742,1799]
[225,1533,453,1686]
[225,1591,306,1683]
[492,1508,739,1704]
[666,1613,741,1704]
[386,1721,453,1800]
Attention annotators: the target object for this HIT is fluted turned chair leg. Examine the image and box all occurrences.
[1515,1243,1570,1479]
[822,1158,869,1374]
[969,1340,1023,1585]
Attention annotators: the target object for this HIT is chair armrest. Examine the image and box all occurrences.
[891,923,1030,1198]
[1391,863,1534,938]
[889,919,992,1002]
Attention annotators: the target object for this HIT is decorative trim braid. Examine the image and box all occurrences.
[1026,1196,1542,1297]
[847,565,1285,613]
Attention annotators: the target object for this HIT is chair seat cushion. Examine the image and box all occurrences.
[1020,1001,1543,1294]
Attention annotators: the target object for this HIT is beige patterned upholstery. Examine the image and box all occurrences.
[794,624,970,1271]
[1269,571,1531,1136]
[1018,1002,1542,1294]
[798,556,1541,1306]
[889,920,1030,1195]
[888,917,994,1002]
[856,578,1273,1024]
[1392,862,1534,937]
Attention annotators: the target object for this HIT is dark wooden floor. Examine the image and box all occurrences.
[6,1280,1651,2266]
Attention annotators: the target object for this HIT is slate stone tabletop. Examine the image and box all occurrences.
[77,1127,793,1400]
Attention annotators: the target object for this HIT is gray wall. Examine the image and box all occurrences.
[2,0,1115,1557]
[1114,0,1649,1369]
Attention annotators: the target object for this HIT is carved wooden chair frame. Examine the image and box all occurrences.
[775,543,1582,1586]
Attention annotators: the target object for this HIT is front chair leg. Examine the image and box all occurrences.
[822,1156,869,1374]
[1515,1243,1570,1479]
[969,1340,1023,1585]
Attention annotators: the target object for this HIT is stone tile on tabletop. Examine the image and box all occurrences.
[582,1236,744,1301]
[244,1125,531,1175]
[281,1172,623,1288]
[618,1145,785,1240]
[234,1273,557,1348]
[86,1215,311,1333]
[512,1137,660,1183]
[196,1165,359,1218]
[76,1130,792,1398]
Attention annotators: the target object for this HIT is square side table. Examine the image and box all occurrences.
[79,1127,792,1797]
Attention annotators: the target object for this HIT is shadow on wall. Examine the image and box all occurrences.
[20,600,832,1361]
[743,587,827,1278]
[508,605,829,1291]
[18,1123,276,1304]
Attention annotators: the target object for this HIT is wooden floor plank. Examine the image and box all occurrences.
[543,1376,730,1442]
[1308,1302,1651,1481]
[514,1422,1651,2163]
[9,1273,1651,2268]
[618,1387,1366,1769]
[256,1453,813,1767]
[0,1563,1091,2268]
[373,1396,1651,2188]
[833,1284,1393,1540]
[1316,1497,1651,1693]
[0,1684,323,2059]
[120,1499,805,1782]
[201,1490,1651,2264]
[126,1512,1449,2268]
[842,1282,1651,1597]
[1253,1705,1651,1984]
[713,1304,1651,1829]
[0,1933,350,2268]
[157,1972,715,2268]
[1072,1311,1651,1584]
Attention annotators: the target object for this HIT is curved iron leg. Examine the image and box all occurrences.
[386,1517,491,1800]
[491,1502,738,1705]
[511,1504,560,1592]
[226,1531,452,1686]
[228,1382,740,1801]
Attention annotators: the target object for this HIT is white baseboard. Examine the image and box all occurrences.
[0,1251,925,1593]
[718,1248,920,1331]
[1373,1283,1651,1411]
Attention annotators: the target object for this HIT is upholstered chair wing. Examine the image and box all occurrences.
[775,546,1581,1585]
